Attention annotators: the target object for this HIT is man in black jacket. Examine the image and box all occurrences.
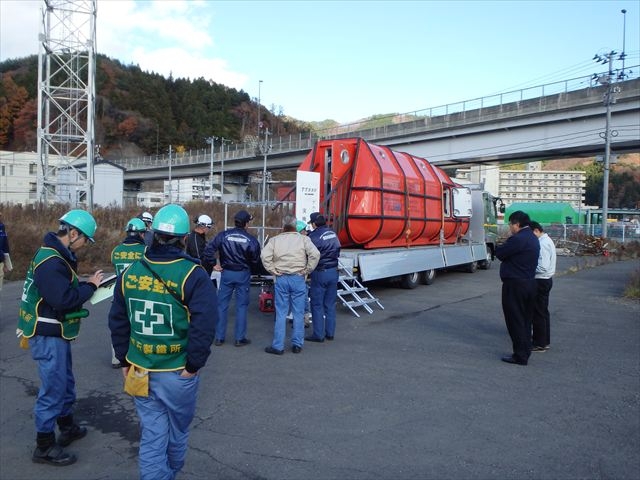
[495,210,540,366]
[185,214,214,274]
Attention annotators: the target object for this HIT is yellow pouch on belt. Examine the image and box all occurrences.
[124,366,149,397]
[16,329,29,350]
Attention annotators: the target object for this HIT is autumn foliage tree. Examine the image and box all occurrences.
[0,74,29,147]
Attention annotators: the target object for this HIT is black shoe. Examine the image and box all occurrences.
[501,355,527,366]
[532,345,548,352]
[325,335,334,341]
[305,336,324,343]
[57,424,87,447]
[214,338,225,346]
[235,338,251,347]
[291,345,302,354]
[111,362,123,369]
[32,444,77,466]
[265,346,284,355]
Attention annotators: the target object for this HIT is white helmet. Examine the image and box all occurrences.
[141,212,153,223]
[196,214,213,228]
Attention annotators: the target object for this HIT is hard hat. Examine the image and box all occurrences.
[152,204,189,236]
[296,220,307,233]
[140,211,153,223]
[59,209,97,243]
[125,218,146,233]
[195,214,213,228]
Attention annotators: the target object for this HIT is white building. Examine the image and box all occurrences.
[58,161,125,207]
[0,151,55,205]
[0,150,124,207]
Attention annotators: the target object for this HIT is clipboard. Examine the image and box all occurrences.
[90,274,117,304]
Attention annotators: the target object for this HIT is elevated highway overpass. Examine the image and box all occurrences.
[114,76,640,183]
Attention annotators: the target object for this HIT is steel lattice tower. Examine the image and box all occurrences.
[37,0,96,208]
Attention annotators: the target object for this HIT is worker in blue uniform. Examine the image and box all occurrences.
[203,210,261,347]
[305,212,341,343]
[108,204,217,480]
[17,209,104,466]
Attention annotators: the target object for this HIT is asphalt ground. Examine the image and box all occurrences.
[0,256,639,480]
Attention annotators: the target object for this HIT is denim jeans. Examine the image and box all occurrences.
[288,283,310,316]
[29,335,75,432]
[272,274,306,350]
[310,268,339,338]
[216,269,251,341]
[134,370,200,480]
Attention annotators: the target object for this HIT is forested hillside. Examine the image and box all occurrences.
[0,54,314,159]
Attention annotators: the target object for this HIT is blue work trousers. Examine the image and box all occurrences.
[216,269,251,341]
[272,274,306,351]
[134,370,200,480]
[29,335,75,433]
[310,268,339,339]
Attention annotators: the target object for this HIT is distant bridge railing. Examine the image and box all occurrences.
[113,69,640,172]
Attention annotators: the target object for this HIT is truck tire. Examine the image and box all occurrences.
[400,272,420,289]
[478,246,492,270]
[420,269,436,285]
[464,261,478,273]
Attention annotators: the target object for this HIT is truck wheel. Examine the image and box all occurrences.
[478,246,492,270]
[400,272,420,289]
[420,269,436,285]
[464,261,478,273]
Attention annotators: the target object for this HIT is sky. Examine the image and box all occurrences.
[1,0,639,124]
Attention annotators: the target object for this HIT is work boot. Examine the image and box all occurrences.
[32,432,77,466]
[57,414,87,447]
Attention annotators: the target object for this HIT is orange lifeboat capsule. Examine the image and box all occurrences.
[298,138,470,249]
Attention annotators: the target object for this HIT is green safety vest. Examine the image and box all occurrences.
[111,241,146,275]
[17,247,82,340]
[122,257,197,371]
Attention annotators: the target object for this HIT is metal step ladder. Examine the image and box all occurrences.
[337,260,384,317]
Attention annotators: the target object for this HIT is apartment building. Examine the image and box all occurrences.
[455,162,586,209]
[498,168,586,209]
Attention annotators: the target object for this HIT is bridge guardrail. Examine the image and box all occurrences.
[114,70,639,172]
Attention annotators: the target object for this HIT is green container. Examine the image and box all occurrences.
[505,202,582,224]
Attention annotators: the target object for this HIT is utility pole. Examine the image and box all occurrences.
[592,9,630,239]
[220,137,232,201]
[205,136,217,201]
[593,52,616,239]
[258,80,263,134]
[260,127,271,245]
